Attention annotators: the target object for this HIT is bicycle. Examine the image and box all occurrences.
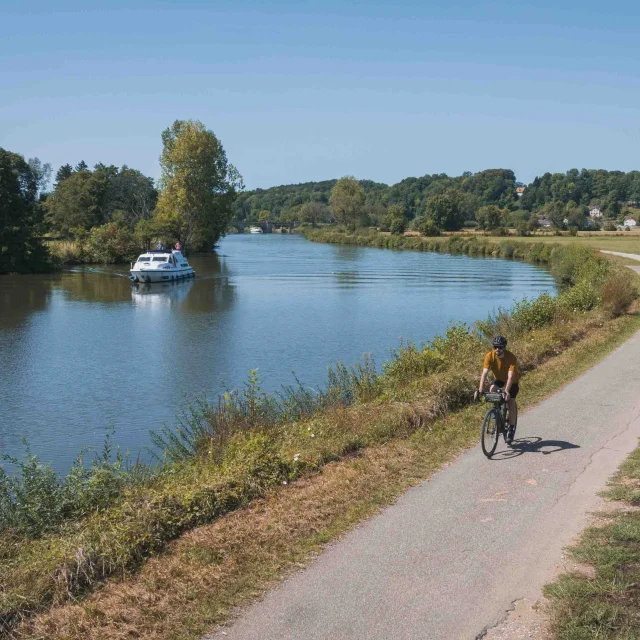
[479,391,518,458]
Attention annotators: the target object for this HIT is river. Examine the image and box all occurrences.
[0,234,556,473]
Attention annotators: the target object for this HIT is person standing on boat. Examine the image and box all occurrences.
[156,241,164,250]
[175,242,182,251]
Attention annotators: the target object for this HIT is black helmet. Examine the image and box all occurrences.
[492,335,507,348]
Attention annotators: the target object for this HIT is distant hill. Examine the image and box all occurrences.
[233,169,518,221]
[233,168,640,222]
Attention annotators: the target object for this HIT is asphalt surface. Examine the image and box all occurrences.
[208,330,640,640]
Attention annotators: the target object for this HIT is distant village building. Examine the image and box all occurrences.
[515,187,526,197]
[588,206,603,218]
[537,216,552,228]
[623,218,637,228]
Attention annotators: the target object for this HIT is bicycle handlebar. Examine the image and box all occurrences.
[480,391,506,403]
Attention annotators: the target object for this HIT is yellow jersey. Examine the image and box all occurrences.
[483,349,520,383]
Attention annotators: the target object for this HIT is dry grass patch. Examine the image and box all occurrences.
[17,435,465,640]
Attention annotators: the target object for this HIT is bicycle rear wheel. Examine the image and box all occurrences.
[481,408,500,458]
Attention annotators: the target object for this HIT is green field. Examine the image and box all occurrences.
[475,231,640,255]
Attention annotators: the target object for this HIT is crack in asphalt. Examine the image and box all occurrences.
[547,405,640,511]
[475,598,523,639]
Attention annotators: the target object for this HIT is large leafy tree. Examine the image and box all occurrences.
[0,148,50,273]
[46,164,157,235]
[102,166,157,226]
[45,169,109,234]
[475,205,505,230]
[425,189,467,231]
[299,201,330,226]
[154,120,243,250]
[329,176,366,230]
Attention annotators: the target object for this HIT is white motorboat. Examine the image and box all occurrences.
[130,249,195,284]
[249,226,263,234]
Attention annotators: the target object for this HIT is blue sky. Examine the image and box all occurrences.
[1,0,639,189]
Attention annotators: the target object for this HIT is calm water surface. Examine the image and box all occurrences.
[0,234,556,472]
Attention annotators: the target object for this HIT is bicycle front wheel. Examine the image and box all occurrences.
[481,408,500,458]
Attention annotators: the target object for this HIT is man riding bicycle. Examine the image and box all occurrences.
[474,336,520,444]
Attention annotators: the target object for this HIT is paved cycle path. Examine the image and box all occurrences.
[208,331,640,640]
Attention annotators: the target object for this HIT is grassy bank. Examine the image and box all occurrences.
[545,446,640,638]
[304,226,640,256]
[14,312,640,640]
[1,236,638,637]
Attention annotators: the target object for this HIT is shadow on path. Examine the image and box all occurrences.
[491,436,581,460]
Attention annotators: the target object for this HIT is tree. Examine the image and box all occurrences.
[546,201,566,229]
[27,157,52,197]
[381,203,407,234]
[425,189,466,231]
[0,148,49,273]
[75,160,88,172]
[102,166,157,228]
[258,210,271,222]
[154,120,243,250]
[55,163,73,186]
[565,202,587,230]
[45,170,109,235]
[329,176,366,230]
[299,202,330,226]
[475,205,504,230]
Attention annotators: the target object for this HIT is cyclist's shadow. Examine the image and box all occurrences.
[491,436,580,460]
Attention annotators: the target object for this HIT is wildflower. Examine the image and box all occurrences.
[282,480,288,485]
[311,433,315,438]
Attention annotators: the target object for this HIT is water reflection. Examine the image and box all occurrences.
[57,269,132,304]
[0,276,53,330]
[131,279,195,309]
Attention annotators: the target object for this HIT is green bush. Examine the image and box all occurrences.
[511,293,558,330]
[86,221,142,263]
[559,280,601,311]
[383,341,444,383]
[389,216,406,235]
[417,218,441,237]
[0,431,151,538]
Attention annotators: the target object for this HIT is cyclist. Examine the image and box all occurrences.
[474,336,520,444]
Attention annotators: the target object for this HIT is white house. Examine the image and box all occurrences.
[623,218,637,228]
[515,187,526,198]
[588,206,603,218]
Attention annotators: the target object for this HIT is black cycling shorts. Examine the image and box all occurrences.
[493,380,519,398]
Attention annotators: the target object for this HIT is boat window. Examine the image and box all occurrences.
[152,257,168,262]
[181,263,189,267]
[138,256,151,262]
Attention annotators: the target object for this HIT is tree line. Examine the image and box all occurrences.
[1,120,242,273]
[4,137,640,273]
[235,168,640,236]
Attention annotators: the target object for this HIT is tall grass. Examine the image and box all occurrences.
[152,357,380,463]
[0,429,153,538]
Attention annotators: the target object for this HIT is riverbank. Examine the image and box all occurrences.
[1,237,638,638]
[303,226,640,256]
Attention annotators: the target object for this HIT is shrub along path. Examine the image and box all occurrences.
[205,330,640,640]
